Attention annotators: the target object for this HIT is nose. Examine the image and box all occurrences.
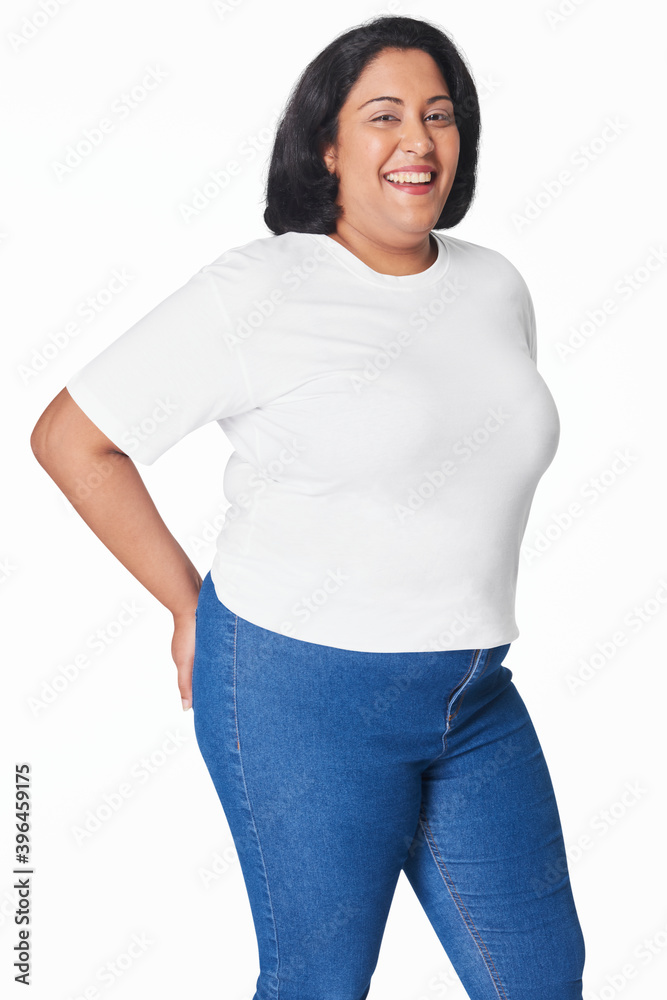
[398,116,435,156]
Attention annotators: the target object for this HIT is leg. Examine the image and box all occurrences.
[402,645,586,999]
[192,572,427,1000]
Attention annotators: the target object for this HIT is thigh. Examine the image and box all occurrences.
[192,573,424,1000]
[402,646,586,1000]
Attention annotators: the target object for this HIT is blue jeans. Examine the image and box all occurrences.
[192,571,586,999]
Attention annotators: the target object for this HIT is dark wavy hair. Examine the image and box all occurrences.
[263,15,481,235]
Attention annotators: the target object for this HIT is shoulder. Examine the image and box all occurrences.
[438,232,531,296]
[190,231,322,324]
[203,231,318,279]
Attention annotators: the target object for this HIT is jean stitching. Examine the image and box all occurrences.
[233,612,240,753]
[233,616,282,1000]
[419,809,509,1000]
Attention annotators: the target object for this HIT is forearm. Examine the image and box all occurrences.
[32,442,202,619]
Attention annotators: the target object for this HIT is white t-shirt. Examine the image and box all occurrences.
[66,230,560,652]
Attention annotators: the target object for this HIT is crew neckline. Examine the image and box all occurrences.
[306,231,451,288]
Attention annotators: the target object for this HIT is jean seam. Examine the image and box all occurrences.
[233,615,282,1000]
[419,809,509,1000]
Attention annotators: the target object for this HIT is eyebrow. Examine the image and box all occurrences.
[357,94,454,110]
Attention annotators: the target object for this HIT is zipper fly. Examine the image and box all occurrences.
[445,648,482,732]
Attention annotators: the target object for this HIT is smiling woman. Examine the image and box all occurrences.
[264,18,481,279]
[318,47,461,273]
[31,13,586,1000]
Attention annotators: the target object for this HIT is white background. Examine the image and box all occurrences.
[3,1,666,998]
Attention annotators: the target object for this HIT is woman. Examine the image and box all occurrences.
[31,14,586,1000]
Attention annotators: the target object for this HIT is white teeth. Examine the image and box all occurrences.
[385,171,433,183]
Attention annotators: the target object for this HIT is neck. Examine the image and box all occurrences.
[326,224,437,276]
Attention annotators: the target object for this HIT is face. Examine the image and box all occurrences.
[321,47,460,245]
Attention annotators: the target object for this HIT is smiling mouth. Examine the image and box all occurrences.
[383,170,437,195]
[383,170,436,184]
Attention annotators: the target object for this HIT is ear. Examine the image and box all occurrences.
[321,143,337,176]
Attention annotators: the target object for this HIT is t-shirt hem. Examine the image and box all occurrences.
[209,570,519,654]
[66,376,157,466]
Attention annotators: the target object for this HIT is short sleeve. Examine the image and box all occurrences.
[65,264,254,465]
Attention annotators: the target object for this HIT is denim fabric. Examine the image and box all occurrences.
[193,571,585,1000]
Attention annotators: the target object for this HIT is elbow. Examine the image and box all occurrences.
[30,386,129,472]
[30,412,53,465]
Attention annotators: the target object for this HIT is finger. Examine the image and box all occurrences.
[171,623,195,711]
[178,661,192,711]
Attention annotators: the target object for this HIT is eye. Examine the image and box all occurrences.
[370,112,454,123]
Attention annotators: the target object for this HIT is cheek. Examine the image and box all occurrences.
[442,130,461,162]
[335,129,398,195]
[351,132,393,178]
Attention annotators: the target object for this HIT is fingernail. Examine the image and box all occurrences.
[182,699,191,711]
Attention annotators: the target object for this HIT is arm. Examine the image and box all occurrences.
[30,387,200,710]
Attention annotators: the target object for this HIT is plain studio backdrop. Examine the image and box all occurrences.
[2,1,665,998]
